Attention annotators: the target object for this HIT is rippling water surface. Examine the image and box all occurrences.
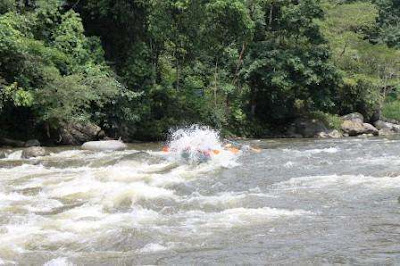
[0,137,400,265]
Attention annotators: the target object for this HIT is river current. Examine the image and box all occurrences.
[0,136,399,265]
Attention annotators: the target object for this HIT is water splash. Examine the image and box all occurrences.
[164,125,239,167]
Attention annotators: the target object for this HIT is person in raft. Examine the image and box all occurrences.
[161,141,259,161]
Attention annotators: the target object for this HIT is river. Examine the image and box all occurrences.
[0,136,399,265]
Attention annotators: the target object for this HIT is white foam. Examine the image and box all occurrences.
[43,257,75,266]
[139,243,168,253]
[164,125,240,167]
[273,174,400,191]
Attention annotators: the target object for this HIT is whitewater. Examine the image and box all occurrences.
[0,129,399,264]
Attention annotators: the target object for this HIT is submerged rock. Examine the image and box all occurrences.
[81,140,127,151]
[22,147,46,158]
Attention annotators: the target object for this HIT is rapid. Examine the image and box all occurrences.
[0,127,399,265]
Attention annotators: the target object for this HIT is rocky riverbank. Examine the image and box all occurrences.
[2,113,400,156]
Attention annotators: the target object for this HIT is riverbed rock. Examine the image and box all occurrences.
[22,147,46,158]
[25,139,41,147]
[81,140,127,151]
[341,112,364,123]
[59,123,103,145]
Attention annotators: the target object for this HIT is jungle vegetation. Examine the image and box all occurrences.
[0,0,399,141]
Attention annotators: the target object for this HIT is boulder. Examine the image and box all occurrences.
[362,123,379,136]
[22,147,46,158]
[59,123,103,145]
[81,140,127,151]
[289,118,328,138]
[25,139,41,147]
[341,120,365,136]
[341,112,364,123]
[341,120,378,136]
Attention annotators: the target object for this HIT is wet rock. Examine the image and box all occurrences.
[341,112,364,123]
[81,140,127,151]
[315,129,343,139]
[22,147,46,158]
[59,122,103,145]
[328,129,343,138]
[0,138,25,147]
[0,151,6,159]
[25,139,41,147]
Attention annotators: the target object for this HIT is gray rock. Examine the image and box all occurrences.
[328,129,343,138]
[59,122,103,145]
[362,123,379,136]
[392,124,400,133]
[378,129,394,136]
[315,129,343,139]
[81,140,127,151]
[341,112,364,123]
[315,132,329,139]
[374,120,393,130]
[25,139,41,147]
[22,147,46,158]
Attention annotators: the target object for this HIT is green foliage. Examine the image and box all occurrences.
[320,0,400,120]
[2,0,398,141]
[309,111,342,131]
[373,0,400,48]
[242,0,340,122]
[382,100,400,121]
[0,1,127,137]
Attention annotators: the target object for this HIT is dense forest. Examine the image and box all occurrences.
[0,0,399,143]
